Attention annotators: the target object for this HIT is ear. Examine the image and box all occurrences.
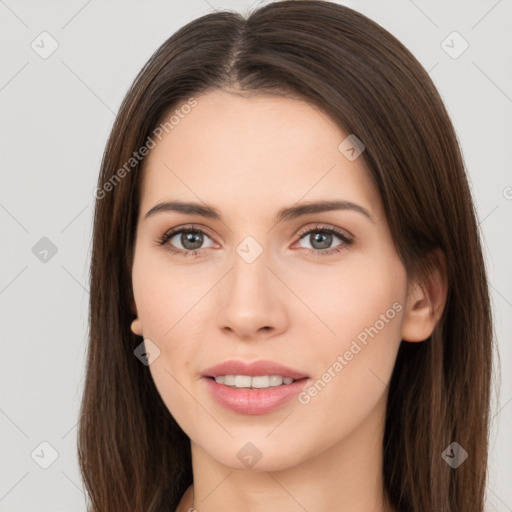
[131,317,143,336]
[130,296,143,336]
[401,249,448,342]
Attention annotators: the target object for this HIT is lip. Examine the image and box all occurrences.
[203,377,310,415]
[201,359,310,415]
[201,359,309,380]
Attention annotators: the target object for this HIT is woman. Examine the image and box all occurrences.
[78,1,493,511]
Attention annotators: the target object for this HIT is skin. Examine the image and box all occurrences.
[130,89,446,512]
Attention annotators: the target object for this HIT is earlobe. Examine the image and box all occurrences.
[131,317,143,336]
[400,250,448,342]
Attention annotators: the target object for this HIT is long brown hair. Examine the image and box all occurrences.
[78,1,493,511]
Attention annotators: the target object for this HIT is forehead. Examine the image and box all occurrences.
[138,90,382,222]
[147,90,345,167]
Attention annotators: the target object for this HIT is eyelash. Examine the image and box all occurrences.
[156,223,354,258]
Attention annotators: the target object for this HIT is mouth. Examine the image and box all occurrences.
[202,375,310,415]
[201,360,310,414]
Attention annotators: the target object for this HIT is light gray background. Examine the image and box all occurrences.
[1,0,511,510]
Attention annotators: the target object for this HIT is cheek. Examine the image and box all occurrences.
[293,255,406,416]
[288,251,406,353]
[286,292,404,464]
[131,251,214,426]
[131,245,203,339]
[147,355,192,420]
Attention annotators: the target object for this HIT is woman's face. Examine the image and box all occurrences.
[131,89,409,471]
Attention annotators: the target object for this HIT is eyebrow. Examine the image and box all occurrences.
[144,199,376,224]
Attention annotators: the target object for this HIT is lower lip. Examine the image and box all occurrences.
[203,377,310,415]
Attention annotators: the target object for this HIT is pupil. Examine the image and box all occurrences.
[311,232,331,250]
[182,231,203,250]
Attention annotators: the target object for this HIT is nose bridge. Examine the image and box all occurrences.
[230,233,271,292]
[214,231,287,335]
[235,234,266,268]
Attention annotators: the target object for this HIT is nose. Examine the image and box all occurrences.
[215,243,289,341]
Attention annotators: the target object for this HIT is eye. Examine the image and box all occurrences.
[156,223,354,258]
[157,225,215,257]
[294,224,354,256]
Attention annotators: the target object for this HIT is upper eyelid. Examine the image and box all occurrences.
[164,224,215,241]
[296,224,353,239]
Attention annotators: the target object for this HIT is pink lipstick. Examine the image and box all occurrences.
[201,360,310,415]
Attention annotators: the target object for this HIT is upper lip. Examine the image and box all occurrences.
[202,360,309,380]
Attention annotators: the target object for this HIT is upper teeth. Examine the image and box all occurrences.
[214,375,294,388]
